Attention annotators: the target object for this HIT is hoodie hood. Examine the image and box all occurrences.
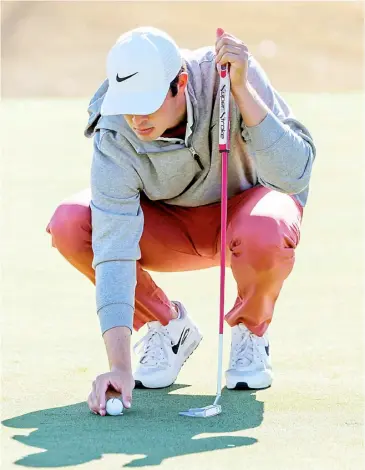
[84,79,108,138]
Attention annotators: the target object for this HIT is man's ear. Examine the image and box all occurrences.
[178,72,188,92]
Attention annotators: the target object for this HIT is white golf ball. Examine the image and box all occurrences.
[106,398,124,416]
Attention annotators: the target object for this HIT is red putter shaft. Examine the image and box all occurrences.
[218,63,230,336]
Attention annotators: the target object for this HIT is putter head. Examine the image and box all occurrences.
[179,404,222,418]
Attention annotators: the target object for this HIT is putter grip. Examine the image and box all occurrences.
[218,64,231,151]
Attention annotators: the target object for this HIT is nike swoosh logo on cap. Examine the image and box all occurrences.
[116,72,139,83]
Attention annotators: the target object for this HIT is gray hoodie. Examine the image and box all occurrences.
[85,46,316,335]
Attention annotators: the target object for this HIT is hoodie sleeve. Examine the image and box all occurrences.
[242,56,316,195]
[91,129,144,334]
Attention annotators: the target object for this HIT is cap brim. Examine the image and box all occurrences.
[101,85,168,116]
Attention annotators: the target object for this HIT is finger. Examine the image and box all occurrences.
[95,377,109,416]
[215,44,242,63]
[216,35,241,53]
[121,380,134,409]
[218,47,249,65]
[88,392,99,415]
[216,49,241,66]
[90,380,102,413]
[217,52,244,67]
[121,389,132,409]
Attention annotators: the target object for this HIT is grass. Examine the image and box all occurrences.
[1,93,363,469]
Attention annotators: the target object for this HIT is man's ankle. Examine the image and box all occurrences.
[170,302,180,320]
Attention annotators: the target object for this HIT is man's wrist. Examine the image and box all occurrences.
[111,364,132,374]
[232,81,268,128]
[232,81,254,103]
[103,326,132,372]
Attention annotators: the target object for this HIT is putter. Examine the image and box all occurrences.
[179,63,230,418]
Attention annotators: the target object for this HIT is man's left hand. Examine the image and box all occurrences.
[215,28,249,96]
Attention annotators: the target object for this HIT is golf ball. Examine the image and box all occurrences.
[106,398,124,416]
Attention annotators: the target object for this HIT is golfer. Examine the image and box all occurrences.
[46,27,316,416]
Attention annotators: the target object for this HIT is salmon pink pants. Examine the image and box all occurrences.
[46,186,303,336]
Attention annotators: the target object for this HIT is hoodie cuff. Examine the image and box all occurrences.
[244,111,286,152]
[98,303,133,335]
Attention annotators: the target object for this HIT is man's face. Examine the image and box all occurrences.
[123,73,188,141]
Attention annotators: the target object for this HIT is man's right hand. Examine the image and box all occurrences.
[87,368,135,416]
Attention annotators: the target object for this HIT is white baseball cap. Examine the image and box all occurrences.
[101,27,183,116]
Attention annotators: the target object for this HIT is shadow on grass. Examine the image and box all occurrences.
[2,385,264,467]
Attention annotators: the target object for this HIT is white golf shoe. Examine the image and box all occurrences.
[133,302,202,388]
[225,323,273,390]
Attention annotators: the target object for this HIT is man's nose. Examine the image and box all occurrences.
[132,115,148,126]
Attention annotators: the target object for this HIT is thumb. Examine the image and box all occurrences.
[97,380,109,414]
[216,27,225,39]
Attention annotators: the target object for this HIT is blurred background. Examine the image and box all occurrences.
[2,0,363,97]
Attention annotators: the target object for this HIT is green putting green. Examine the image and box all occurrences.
[1,94,363,469]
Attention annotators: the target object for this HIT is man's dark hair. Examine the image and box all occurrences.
[169,61,187,97]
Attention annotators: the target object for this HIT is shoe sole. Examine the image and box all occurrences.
[226,369,273,390]
[134,381,168,390]
[134,334,203,389]
[229,382,272,391]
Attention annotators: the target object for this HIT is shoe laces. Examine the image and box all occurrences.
[134,323,173,368]
[231,327,263,368]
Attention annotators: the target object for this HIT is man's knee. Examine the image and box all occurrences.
[229,215,293,270]
[46,202,91,255]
